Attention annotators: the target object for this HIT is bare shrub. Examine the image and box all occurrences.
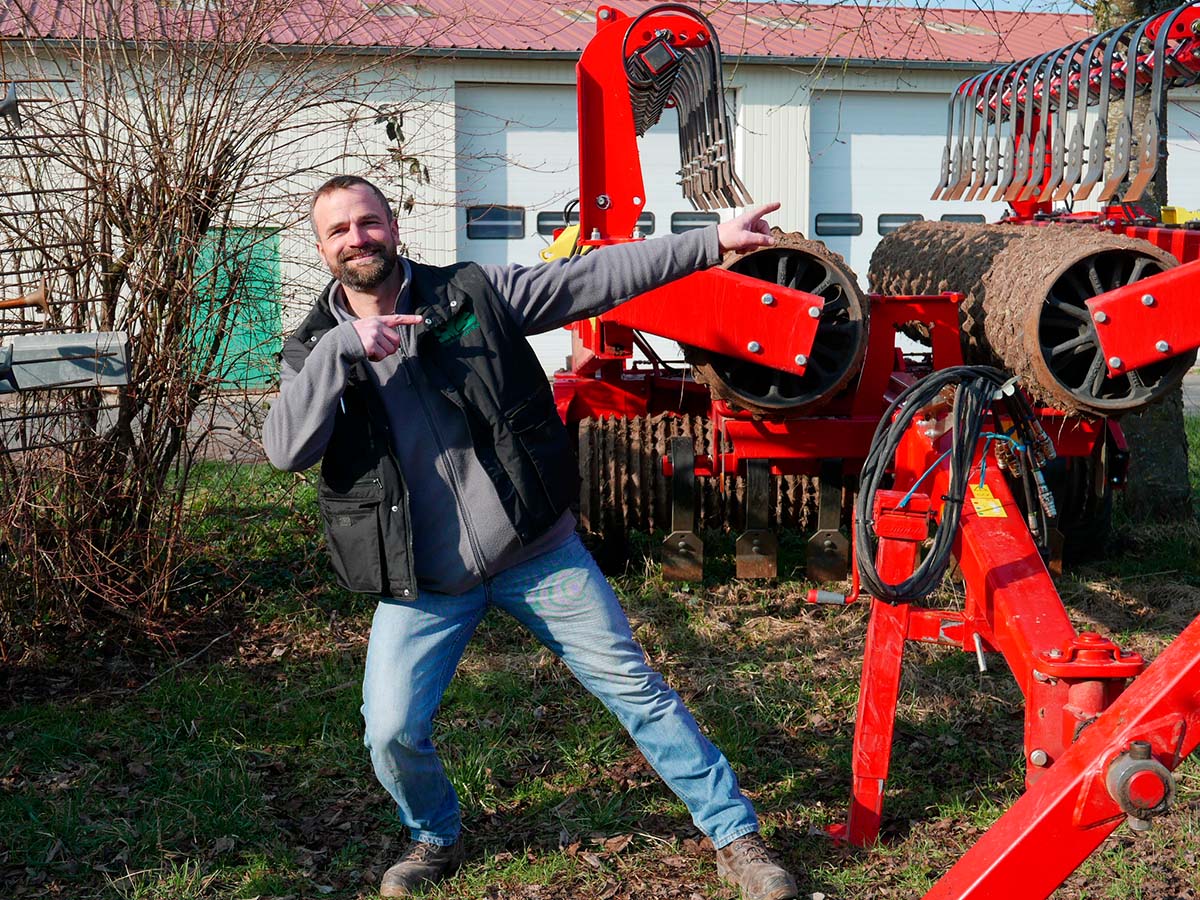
[0,0,436,652]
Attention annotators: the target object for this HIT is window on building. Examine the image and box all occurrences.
[877,213,924,235]
[536,209,580,235]
[671,211,720,233]
[814,213,863,237]
[466,205,525,240]
[940,213,987,224]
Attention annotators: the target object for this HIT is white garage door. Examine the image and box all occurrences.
[809,90,1006,286]
[455,82,718,373]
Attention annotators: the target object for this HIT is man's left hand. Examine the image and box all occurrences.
[717,202,781,254]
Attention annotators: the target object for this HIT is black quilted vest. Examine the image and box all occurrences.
[282,261,578,598]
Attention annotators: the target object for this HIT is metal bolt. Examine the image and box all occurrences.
[677,540,688,552]
[633,195,643,206]
[590,228,601,240]
[1108,356,1123,369]
[761,293,776,305]
[1128,816,1153,833]
[424,318,432,325]
[595,194,611,209]
[1030,748,1050,767]
[390,505,398,512]
[598,7,611,19]
[1094,311,1108,324]
[1156,340,1171,353]
[402,589,411,597]
[747,341,762,354]
[1047,648,1063,659]
[1141,293,1156,306]
[1130,740,1153,761]
[449,299,458,308]
[794,354,808,366]
[807,306,821,319]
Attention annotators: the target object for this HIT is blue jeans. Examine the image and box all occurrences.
[361,533,758,848]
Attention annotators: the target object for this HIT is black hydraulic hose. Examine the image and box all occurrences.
[854,365,1014,604]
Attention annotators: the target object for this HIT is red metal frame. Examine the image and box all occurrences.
[576,6,716,244]
[559,7,1200,895]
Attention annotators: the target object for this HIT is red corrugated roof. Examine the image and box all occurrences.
[0,0,1094,65]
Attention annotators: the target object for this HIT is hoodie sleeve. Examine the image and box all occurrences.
[261,321,368,472]
[476,225,720,335]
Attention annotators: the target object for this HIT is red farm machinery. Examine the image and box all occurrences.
[547,3,1200,897]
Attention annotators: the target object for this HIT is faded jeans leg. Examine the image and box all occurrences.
[489,534,759,847]
[361,589,487,846]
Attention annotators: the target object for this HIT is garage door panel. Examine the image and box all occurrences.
[455,82,709,373]
[811,90,1004,282]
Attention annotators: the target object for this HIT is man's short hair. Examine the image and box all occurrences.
[310,175,394,236]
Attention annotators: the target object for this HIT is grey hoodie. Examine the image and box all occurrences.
[262,225,719,595]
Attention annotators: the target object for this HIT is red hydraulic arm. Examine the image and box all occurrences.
[924,611,1200,899]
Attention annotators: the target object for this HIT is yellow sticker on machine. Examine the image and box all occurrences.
[969,484,1007,518]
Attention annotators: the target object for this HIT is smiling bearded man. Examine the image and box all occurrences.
[262,175,798,900]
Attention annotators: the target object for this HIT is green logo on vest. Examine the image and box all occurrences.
[433,309,479,344]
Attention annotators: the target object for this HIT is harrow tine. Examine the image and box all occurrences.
[1006,48,1058,201]
[948,72,990,199]
[966,68,1006,200]
[1078,20,1140,200]
[934,75,973,200]
[1125,0,1200,200]
[1017,48,1066,201]
[1054,30,1108,201]
[1099,14,1158,201]
[940,75,977,199]
[932,76,971,200]
[975,65,1016,199]
[1036,40,1088,201]
[993,57,1036,201]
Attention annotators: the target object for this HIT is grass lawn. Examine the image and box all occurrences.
[2,447,1199,899]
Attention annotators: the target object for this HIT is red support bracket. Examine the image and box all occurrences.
[830,490,931,847]
[602,267,824,376]
[1086,256,1200,375]
[923,612,1200,900]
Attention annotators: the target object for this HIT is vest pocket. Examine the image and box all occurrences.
[503,392,574,507]
[318,493,384,594]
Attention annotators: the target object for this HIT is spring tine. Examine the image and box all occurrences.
[1005,48,1056,201]
[1022,43,1074,201]
[965,68,1002,200]
[674,56,704,206]
[1016,51,1057,200]
[982,63,1020,199]
[948,72,989,199]
[1035,40,1086,201]
[1100,14,1158,200]
[933,75,972,199]
[974,66,1011,198]
[948,78,983,198]
[1125,0,1200,200]
[992,57,1035,200]
[1054,30,1108,201]
[1079,21,1140,200]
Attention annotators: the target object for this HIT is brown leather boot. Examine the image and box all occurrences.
[379,838,465,897]
[714,833,798,900]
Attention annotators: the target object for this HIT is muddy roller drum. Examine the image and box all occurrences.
[869,222,1195,415]
[686,230,870,415]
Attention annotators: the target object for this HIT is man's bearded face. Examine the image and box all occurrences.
[329,239,398,290]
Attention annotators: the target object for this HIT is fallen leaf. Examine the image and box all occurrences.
[602,834,632,853]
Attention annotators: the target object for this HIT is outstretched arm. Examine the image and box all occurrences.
[487,202,783,334]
